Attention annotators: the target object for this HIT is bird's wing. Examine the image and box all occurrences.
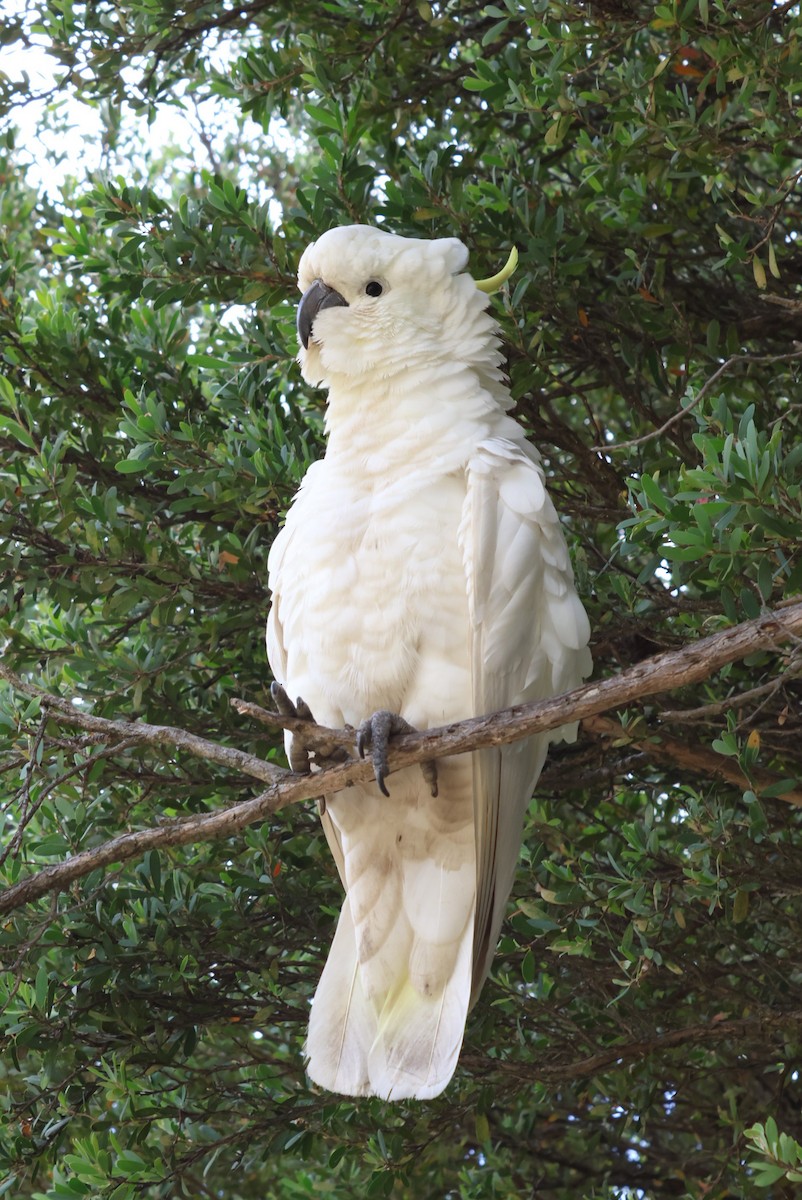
[459,437,591,999]
[265,528,290,686]
[267,525,348,885]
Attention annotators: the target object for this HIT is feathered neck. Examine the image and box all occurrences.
[321,357,509,479]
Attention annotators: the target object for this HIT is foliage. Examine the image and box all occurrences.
[745,1119,802,1189]
[1,0,802,1197]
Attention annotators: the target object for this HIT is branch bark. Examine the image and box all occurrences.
[467,1008,802,1086]
[0,663,285,785]
[583,714,802,806]
[1,600,801,915]
[591,347,802,453]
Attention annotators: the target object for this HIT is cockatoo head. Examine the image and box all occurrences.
[295,225,492,386]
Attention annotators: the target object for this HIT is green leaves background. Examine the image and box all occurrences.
[1,1,802,1196]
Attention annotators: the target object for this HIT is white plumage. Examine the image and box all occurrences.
[266,225,591,1100]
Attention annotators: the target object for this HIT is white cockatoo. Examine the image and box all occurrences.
[266,224,591,1101]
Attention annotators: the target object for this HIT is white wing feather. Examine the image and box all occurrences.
[460,438,591,997]
[267,525,352,895]
[267,477,478,1099]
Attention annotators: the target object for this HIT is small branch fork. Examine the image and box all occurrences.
[583,714,802,807]
[591,346,802,454]
[1,599,801,916]
[467,1008,802,1087]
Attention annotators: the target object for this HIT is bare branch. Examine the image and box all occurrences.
[467,1009,802,1086]
[592,347,802,453]
[0,662,285,786]
[1,600,801,915]
[583,714,802,806]
[659,648,802,723]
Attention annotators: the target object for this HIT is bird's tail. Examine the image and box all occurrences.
[306,891,473,1100]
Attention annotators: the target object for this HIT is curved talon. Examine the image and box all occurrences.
[356,710,399,796]
[356,710,438,799]
[270,680,295,716]
[355,726,369,761]
[421,759,438,798]
[270,682,313,774]
[270,681,351,773]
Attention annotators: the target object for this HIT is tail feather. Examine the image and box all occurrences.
[367,925,473,1100]
[306,888,474,1100]
[306,902,374,1096]
[307,768,476,1100]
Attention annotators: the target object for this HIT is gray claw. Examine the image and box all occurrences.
[270,681,295,716]
[270,683,313,774]
[356,710,438,798]
[294,695,315,722]
[270,682,350,772]
[421,758,438,798]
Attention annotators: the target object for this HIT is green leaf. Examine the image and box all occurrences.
[34,963,49,1012]
[0,413,36,449]
[639,473,673,513]
[304,102,343,131]
[752,1164,786,1187]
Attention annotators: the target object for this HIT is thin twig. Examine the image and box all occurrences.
[659,651,802,722]
[583,714,802,806]
[465,1009,802,1086]
[6,709,49,862]
[0,664,285,786]
[592,347,802,453]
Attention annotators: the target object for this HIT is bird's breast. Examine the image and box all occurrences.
[271,463,472,729]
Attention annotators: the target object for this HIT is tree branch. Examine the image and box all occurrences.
[583,714,802,806]
[465,1009,802,1086]
[659,650,801,722]
[0,663,285,785]
[592,347,802,453]
[1,600,801,915]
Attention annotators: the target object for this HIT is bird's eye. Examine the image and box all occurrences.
[365,281,383,297]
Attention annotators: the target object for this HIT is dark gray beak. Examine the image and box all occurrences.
[297,278,348,349]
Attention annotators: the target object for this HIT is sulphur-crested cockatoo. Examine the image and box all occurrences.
[266,225,591,1100]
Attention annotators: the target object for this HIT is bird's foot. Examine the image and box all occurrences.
[356,710,438,799]
[270,682,351,774]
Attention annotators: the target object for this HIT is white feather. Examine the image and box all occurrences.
[267,226,591,1098]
